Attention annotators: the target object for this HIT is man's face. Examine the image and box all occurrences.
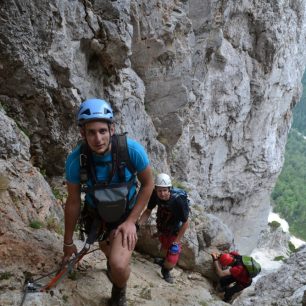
[82,121,114,155]
[156,186,171,201]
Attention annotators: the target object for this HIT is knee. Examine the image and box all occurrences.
[109,259,129,275]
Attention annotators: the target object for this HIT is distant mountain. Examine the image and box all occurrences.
[272,129,306,240]
[292,72,306,135]
[272,71,306,240]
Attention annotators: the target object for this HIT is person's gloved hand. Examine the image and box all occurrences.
[169,242,180,255]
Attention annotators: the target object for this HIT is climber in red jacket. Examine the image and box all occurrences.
[211,251,252,303]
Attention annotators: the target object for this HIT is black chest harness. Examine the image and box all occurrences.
[155,188,189,235]
[79,133,137,224]
[156,196,179,235]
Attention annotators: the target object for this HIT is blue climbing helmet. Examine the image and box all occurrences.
[77,98,113,126]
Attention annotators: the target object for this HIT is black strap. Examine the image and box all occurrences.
[231,254,242,268]
[112,133,136,182]
[79,142,89,188]
[80,133,136,190]
[86,216,101,245]
[80,142,112,190]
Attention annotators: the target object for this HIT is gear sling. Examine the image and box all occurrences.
[78,133,136,239]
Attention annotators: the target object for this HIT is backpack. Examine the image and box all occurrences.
[171,187,190,207]
[79,133,137,223]
[240,255,261,278]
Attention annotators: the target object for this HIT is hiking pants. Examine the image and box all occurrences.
[159,235,182,265]
[220,275,251,302]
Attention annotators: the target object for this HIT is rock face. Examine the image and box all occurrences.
[0,110,63,271]
[251,222,291,276]
[1,0,305,253]
[0,0,306,305]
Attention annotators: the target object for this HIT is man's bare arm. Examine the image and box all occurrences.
[174,220,189,243]
[214,260,231,277]
[126,165,154,224]
[63,182,81,260]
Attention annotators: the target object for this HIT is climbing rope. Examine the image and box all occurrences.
[20,244,100,306]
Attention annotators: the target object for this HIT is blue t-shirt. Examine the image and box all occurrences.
[65,138,150,208]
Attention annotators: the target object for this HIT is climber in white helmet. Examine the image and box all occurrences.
[138,173,190,283]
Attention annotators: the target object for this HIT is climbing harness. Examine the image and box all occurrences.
[79,133,137,224]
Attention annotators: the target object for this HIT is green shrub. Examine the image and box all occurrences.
[271,127,306,240]
[52,188,66,202]
[273,256,285,261]
[288,241,297,253]
[40,168,47,178]
[0,272,12,280]
[29,220,44,229]
[172,180,190,192]
[268,221,281,230]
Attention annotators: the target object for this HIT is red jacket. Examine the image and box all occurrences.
[229,252,251,286]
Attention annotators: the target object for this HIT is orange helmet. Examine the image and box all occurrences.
[219,253,234,267]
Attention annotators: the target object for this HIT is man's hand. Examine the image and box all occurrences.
[62,243,78,264]
[114,220,138,251]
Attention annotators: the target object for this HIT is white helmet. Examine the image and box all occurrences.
[155,173,172,187]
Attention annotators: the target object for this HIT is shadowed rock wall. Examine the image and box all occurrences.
[0,0,305,255]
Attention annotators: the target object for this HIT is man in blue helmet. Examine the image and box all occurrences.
[63,98,154,306]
